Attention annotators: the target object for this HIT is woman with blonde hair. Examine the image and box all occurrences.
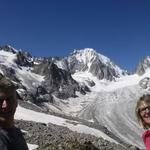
[136,94,150,150]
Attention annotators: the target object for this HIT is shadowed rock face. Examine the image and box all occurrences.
[67,56,89,73]
[0,64,19,82]
[89,59,120,80]
[15,51,33,67]
[136,56,150,75]
[37,61,79,96]
[33,61,90,99]
[0,45,17,54]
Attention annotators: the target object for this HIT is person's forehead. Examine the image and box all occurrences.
[139,101,149,108]
[0,89,16,97]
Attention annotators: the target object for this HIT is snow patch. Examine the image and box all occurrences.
[27,143,38,150]
[15,105,118,144]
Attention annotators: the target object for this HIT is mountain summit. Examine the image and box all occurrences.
[55,48,127,80]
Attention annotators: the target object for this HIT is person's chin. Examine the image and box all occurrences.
[144,118,150,126]
[0,115,14,127]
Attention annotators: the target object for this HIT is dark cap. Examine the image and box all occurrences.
[0,73,16,91]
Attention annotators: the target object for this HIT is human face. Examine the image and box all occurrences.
[139,101,150,126]
[0,89,17,126]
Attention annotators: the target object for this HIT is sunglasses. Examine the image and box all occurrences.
[138,106,150,114]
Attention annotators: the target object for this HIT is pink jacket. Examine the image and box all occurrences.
[142,130,150,150]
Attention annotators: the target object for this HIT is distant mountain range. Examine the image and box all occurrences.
[0,44,150,149]
[0,45,129,101]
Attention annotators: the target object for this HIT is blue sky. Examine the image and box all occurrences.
[0,0,150,71]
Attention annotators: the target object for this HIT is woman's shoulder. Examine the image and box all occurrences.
[142,130,150,140]
[142,130,150,136]
[142,130,150,149]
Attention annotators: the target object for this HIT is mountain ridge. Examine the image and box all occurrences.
[0,44,150,149]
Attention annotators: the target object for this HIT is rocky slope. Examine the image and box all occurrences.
[15,117,139,150]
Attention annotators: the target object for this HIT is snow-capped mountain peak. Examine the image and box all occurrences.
[73,48,97,58]
[136,56,150,75]
[66,48,127,80]
[72,48,105,65]
[0,45,18,54]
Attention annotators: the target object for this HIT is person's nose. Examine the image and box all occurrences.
[145,107,150,113]
[2,100,7,109]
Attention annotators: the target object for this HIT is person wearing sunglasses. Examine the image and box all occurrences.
[0,74,28,150]
[136,94,150,150]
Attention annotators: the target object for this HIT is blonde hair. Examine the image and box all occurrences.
[135,94,150,129]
